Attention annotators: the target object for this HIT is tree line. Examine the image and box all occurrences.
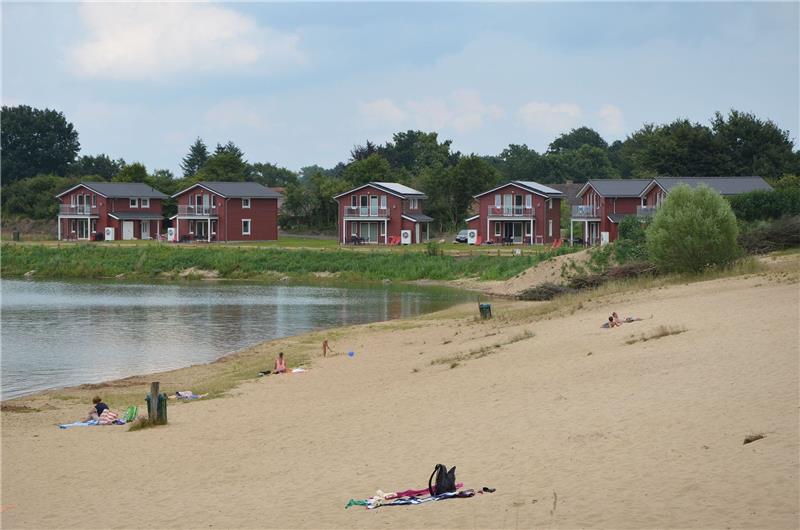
[2,104,798,231]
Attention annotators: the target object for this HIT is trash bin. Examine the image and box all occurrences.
[478,303,492,320]
[145,392,168,424]
[12,231,20,241]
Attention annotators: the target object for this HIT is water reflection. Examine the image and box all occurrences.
[1,279,474,398]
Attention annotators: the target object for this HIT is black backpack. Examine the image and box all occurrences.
[428,464,457,496]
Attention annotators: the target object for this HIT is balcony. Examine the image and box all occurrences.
[177,205,217,216]
[571,205,600,219]
[343,206,389,218]
[636,206,658,217]
[487,206,535,217]
[59,204,96,215]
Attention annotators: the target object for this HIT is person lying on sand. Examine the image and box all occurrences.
[612,311,644,324]
[85,396,108,421]
[602,316,622,329]
[274,352,287,374]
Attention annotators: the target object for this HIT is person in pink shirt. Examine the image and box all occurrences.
[274,352,287,374]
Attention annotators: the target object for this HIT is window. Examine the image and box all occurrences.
[141,198,150,208]
[351,195,357,208]
[242,198,251,209]
[494,222,501,237]
[91,195,97,207]
[242,219,251,235]
[410,198,418,210]
[525,222,531,235]
[548,219,553,238]
[549,199,552,210]
[380,195,387,210]
[130,198,138,208]
[525,195,532,209]
[494,194,501,208]
[70,194,75,206]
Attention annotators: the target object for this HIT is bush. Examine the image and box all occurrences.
[615,216,649,263]
[517,282,572,301]
[738,216,800,254]
[646,185,741,273]
[728,188,800,222]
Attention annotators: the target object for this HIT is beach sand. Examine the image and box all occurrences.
[2,268,798,528]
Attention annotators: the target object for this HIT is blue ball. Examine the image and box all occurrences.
[348,351,355,357]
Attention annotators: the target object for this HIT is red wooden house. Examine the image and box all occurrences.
[569,179,651,245]
[55,182,168,241]
[640,176,772,207]
[170,182,280,242]
[333,182,433,244]
[465,181,563,245]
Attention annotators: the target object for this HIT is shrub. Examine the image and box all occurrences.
[738,216,800,254]
[615,216,649,263]
[728,188,800,222]
[646,185,741,273]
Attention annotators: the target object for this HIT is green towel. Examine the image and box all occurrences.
[345,499,368,509]
[123,405,138,423]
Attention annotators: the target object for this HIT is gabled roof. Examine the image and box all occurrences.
[641,176,772,197]
[172,181,281,199]
[333,182,427,200]
[56,182,168,199]
[577,179,651,199]
[474,180,563,199]
[401,212,434,223]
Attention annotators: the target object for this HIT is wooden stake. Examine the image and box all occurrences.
[149,382,160,423]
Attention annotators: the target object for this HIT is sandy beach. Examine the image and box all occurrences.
[2,260,798,529]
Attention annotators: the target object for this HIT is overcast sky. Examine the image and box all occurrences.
[2,2,798,176]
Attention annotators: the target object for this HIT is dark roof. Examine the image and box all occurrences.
[549,182,583,206]
[173,182,281,199]
[108,211,165,220]
[579,179,651,198]
[333,182,427,200]
[607,213,634,223]
[648,176,772,196]
[57,182,168,199]
[401,212,434,223]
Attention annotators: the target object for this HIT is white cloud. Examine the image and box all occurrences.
[69,3,305,81]
[358,98,407,128]
[596,104,625,135]
[518,101,582,133]
[204,100,268,131]
[359,91,501,133]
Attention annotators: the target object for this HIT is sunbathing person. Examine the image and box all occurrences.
[613,311,643,323]
[274,352,287,374]
[602,315,622,329]
[85,396,108,421]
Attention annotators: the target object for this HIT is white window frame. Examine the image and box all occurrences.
[494,194,501,208]
[351,195,357,208]
[130,198,138,208]
[525,221,531,235]
[548,219,553,238]
[70,194,76,206]
[242,219,251,235]
[91,195,97,207]
[410,198,418,210]
[494,222,501,237]
[242,198,251,209]
[141,198,150,208]
[525,195,532,209]
[380,195,387,210]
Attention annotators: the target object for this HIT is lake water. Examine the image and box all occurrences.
[0,279,475,399]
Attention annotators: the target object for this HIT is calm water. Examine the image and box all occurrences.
[0,279,474,399]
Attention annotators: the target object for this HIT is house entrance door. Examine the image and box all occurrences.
[141,220,150,240]
[122,221,134,240]
[359,222,378,243]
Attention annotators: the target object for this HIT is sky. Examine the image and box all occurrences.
[2,2,798,177]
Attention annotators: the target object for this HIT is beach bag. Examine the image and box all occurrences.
[428,464,457,496]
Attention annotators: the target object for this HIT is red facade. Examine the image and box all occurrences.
[335,184,431,244]
[467,183,561,245]
[578,186,641,243]
[172,184,278,242]
[56,184,165,241]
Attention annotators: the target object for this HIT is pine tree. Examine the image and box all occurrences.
[180,138,209,178]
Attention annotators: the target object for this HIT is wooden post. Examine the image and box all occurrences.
[149,381,160,423]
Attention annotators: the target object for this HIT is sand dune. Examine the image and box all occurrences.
[2,270,798,529]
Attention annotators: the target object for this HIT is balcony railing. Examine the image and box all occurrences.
[487,206,535,217]
[637,206,658,217]
[344,206,389,218]
[177,205,216,216]
[59,204,96,215]
[571,205,600,218]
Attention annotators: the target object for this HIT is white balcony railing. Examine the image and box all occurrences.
[487,206,534,217]
[637,206,658,217]
[344,206,389,218]
[59,204,95,215]
[571,205,600,218]
[177,205,216,216]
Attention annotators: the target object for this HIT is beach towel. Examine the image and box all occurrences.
[291,368,307,373]
[98,409,119,425]
[58,420,99,429]
[175,391,208,400]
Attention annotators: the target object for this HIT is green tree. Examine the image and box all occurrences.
[1,174,79,219]
[711,110,797,180]
[546,145,619,182]
[180,138,209,178]
[1,105,80,184]
[341,154,392,187]
[70,154,125,181]
[614,216,649,263]
[646,185,740,272]
[381,130,457,173]
[547,126,608,154]
[113,162,149,183]
[492,144,546,181]
[214,141,245,159]
[251,162,299,187]
[727,188,800,222]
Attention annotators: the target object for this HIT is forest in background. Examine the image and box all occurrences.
[2,105,798,232]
